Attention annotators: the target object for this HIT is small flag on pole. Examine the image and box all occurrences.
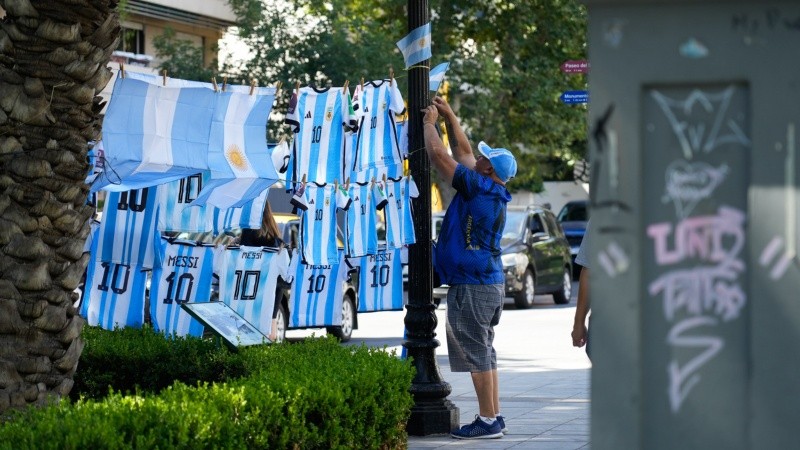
[429,62,450,92]
[396,23,432,69]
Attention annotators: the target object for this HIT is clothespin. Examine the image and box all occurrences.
[274,80,282,98]
[211,77,218,92]
[295,81,301,96]
[360,77,364,91]
[119,62,126,78]
[371,176,376,185]
[162,70,167,86]
[334,178,338,190]
[382,173,387,184]
[342,80,349,94]
[249,79,257,96]
[302,173,307,184]
[389,68,394,86]
[344,177,350,190]
[222,76,228,92]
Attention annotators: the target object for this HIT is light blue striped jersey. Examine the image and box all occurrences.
[293,183,351,265]
[355,247,403,312]
[383,176,419,248]
[288,250,349,327]
[149,238,215,337]
[352,80,406,172]
[345,181,388,257]
[80,260,147,330]
[96,188,160,268]
[212,188,268,233]
[214,245,291,337]
[285,86,357,184]
[156,173,215,232]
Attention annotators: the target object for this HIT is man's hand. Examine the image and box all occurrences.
[422,104,439,126]
[571,321,587,348]
[432,96,454,118]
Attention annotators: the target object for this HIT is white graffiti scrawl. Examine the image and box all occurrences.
[647,206,747,413]
[663,160,729,219]
[651,86,751,160]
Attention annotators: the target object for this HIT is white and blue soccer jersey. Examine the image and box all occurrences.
[80,261,147,330]
[214,245,291,337]
[352,80,405,172]
[345,181,388,257]
[149,239,215,337]
[213,188,269,233]
[285,86,357,184]
[96,188,160,268]
[156,173,215,233]
[383,177,419,248]
[355,247,403,312]
[288,250,349,327]
[395,120,408,158]
[293,183,351,265]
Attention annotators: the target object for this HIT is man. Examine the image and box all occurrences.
[571,220,591,359]
[422,96,517,440]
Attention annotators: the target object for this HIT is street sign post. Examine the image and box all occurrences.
[560,60,589,74]
[561,90,589,104]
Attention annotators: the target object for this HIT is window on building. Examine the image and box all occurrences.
[118,27,145,54]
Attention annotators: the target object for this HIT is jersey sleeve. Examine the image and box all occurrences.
[408,177,419,199]
[389,81,406,115]
[277,247,293,283]
[336,185,352,211]
[285,91,300,133]
[345,90,358,133]
[372,181,388,210]
[270,140,291,174]
[290,182,309,211]
[452,164,484,201]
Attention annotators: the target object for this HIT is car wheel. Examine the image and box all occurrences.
[513,269,536,309]
[273,302,288,343]
[553,268,572,305]
[327,293,354,342]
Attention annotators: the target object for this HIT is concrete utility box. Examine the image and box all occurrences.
[584,1,800,449]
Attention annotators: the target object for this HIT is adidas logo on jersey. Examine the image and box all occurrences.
[364,106,369,113]
[305,111,312,119]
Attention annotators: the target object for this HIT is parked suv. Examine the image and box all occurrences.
[501,206,573,308]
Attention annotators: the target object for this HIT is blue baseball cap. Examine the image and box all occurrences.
[478,141,517,183]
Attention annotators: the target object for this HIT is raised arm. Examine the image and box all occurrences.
[433,96,476,169]
[422,104,457,185]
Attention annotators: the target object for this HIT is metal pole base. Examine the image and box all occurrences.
[406,398,460,436]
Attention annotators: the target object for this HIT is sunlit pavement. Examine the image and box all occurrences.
[288,282,591,449]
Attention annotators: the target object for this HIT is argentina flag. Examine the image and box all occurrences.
[94,75,216,192]
[396,23,432,69]
[191,88,280,208]
[429,62,450,92]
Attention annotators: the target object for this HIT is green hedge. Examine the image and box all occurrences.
[71,326,249,401]
[2,329,414,449]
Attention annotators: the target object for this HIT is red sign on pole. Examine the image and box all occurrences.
[560,60,589,74]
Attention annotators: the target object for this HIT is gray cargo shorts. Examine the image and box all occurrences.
[445,283,504,372]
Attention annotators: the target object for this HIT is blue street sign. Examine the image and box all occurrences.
[561,90,589,104]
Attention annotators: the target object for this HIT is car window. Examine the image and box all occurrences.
[543,211,564,238]
[557,202,588,222]
[501,211,527,246]
[530,214,545,234]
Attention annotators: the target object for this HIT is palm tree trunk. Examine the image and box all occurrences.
[0,0,119,412]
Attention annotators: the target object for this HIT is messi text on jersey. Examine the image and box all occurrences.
[240,251,263,260]
[167,255,201,268]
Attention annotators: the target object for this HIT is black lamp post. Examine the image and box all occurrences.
[403,0,460,436]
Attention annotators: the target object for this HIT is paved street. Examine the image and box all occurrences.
[289,283,592,449]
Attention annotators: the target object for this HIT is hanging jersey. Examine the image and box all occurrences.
[213,188,269,233]
[383,177,419,248]
[288,250,349,327]
[352,80,405,172]
[96,188,160,268]
[395,120,408,158]
[149,239,215,337]
[80,261,147,330]
[355,247,403,312]
[156,173,215,233]
[292,183,351,265]
[345,181,388,257]
[214,245,291,337]
[285,86,357,184]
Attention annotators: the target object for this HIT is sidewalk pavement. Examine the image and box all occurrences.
[407,356,590,450]
[330,292,592,450]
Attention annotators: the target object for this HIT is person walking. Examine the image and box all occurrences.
[237,202,288,343]
[422,96,517,439]
[571,220,591,359]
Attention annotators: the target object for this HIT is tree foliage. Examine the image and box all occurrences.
[188,0,587,191]
[152,28,217,82]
